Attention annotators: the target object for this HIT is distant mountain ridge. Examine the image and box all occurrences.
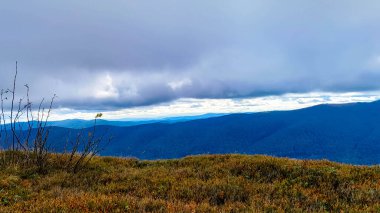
[5,101,380,165]
[3,113,227,129]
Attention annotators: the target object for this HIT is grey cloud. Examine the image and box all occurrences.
[1,0,380,110]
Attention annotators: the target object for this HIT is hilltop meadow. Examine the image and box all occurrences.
[0,153,380,212]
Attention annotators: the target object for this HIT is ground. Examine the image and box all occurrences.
[1,154,380,212]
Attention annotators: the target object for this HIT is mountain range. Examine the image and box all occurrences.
[3,113,227,129]
[3,101,380,165]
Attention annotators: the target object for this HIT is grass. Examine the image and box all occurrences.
[0,153,380,212]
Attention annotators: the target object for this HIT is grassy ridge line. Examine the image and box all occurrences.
[1,154,380,212]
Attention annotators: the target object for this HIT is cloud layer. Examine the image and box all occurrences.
[1,0,380,110]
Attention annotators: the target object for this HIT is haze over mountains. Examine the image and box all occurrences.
[4,113,227,129]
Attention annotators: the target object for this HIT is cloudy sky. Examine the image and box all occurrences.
[1,0,380,120]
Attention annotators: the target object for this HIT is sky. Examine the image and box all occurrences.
[1,0,380,120]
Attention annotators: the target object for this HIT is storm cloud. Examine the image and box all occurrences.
[1,0,380,110]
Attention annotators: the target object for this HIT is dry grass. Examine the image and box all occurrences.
[0,153,380,212]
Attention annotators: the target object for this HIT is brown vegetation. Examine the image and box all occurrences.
[0,154,380,212]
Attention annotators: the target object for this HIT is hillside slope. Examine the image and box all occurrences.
[1,154,380,212]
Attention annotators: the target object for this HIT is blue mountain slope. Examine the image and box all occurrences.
[9,101,380,165]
